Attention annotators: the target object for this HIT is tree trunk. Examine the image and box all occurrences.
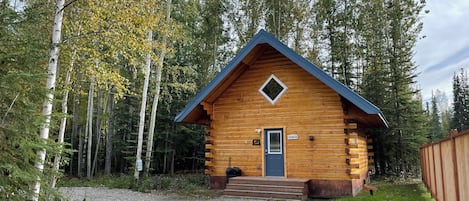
[32,0,65,199]
[92,89,105,176]
[86,77,95,179]
[144,0,171,177]
[163,130,168,174]
[70,70,81,176]
[77,128,83,177]
[134,30,153,183]
[170,150,175,176]
[51,55,73,188]
[104,89,114,175]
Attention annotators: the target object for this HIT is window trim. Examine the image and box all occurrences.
[267,130,283,154]
[259,74,288,104]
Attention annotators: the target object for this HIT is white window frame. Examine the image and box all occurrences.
[259,74,288,104]
[267,130,283,154]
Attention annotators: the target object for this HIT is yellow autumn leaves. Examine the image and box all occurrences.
[60,0,178,99]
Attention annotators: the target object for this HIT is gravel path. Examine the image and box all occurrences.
[59,187,262,201]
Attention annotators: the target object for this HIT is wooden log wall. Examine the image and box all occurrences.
[420,129,469,201]
[204,47,353,180]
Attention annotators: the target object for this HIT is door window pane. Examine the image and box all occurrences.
[269,131,281,153]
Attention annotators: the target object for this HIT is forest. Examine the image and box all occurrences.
[1,0,468,200]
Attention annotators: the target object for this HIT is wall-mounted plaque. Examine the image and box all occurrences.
[252,139,261,145]
[287,134,299,140]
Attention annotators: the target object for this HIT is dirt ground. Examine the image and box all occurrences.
[59,187,262,201]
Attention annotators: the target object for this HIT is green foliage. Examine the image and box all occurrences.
[172,0,231,88]
[352,0,427,176]
[0,1,66,200]
[313,0,357,88]
[451,69,469,131]
[427,95,445,142]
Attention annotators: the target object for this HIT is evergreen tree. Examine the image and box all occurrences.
[313,0,357,88]
[428,93,444,141]
[451,69,469,131]
[0,1,66,199]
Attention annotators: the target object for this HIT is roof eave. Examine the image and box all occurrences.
[175,31,269,123]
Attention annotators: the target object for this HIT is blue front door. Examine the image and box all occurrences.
[264,129,284,176]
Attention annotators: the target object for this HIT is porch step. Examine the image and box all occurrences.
[224,177,310,200]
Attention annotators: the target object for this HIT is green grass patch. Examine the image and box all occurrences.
[311,177,434,201]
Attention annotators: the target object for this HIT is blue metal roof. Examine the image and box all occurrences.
[175,29,388,127]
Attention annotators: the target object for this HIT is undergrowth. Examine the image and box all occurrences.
[58,174,219,199]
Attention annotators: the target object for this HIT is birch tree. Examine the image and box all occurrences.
[86,76,95,179]
[134,30,152,183]
[50,55,73,188]
[144,0,172,177]
[32,0,65,200]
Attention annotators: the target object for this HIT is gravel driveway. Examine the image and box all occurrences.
[59,187,262,201]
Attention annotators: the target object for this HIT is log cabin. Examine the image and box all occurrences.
[175,30,388,199]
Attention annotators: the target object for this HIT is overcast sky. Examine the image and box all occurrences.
[414,0,469,101]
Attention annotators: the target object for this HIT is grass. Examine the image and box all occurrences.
[311,177,434,201]
[59,175,434,201]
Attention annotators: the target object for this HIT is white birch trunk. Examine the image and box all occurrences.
[144,0,171,177]
[50,59,73,188]
[134,30,153,182]
[86,77,95,179]
[32,0,65,199]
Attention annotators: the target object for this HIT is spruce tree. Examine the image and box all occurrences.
[428,94,444,141]
[451,69,469,132]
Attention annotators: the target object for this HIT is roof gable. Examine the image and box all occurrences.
[175,30,388,127]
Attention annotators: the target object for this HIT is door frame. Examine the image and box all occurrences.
[262,128,286,177]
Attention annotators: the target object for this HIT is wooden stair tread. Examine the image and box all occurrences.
[224,177,309,200]
[225,189,303,195]
[228,183,304,189]
[222,195,300,201]
[230,177,309,182]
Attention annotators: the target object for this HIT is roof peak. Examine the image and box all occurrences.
[175,30,388,127]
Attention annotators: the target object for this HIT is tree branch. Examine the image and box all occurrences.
[2,93,19,125]
[59,0,80,13]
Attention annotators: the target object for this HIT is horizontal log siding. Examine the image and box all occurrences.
[207,48,348,180]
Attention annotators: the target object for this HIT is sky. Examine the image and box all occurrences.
[414,0,469,101]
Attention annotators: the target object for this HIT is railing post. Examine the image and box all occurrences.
[438,143,445,200]
[450,129,460,201]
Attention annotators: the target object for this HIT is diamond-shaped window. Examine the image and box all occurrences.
[259,75,288,104]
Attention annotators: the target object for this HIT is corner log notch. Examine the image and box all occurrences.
[201,101,215,174]
[342,97,374,181]
[201,101,214,120]
[344,123,361,179]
